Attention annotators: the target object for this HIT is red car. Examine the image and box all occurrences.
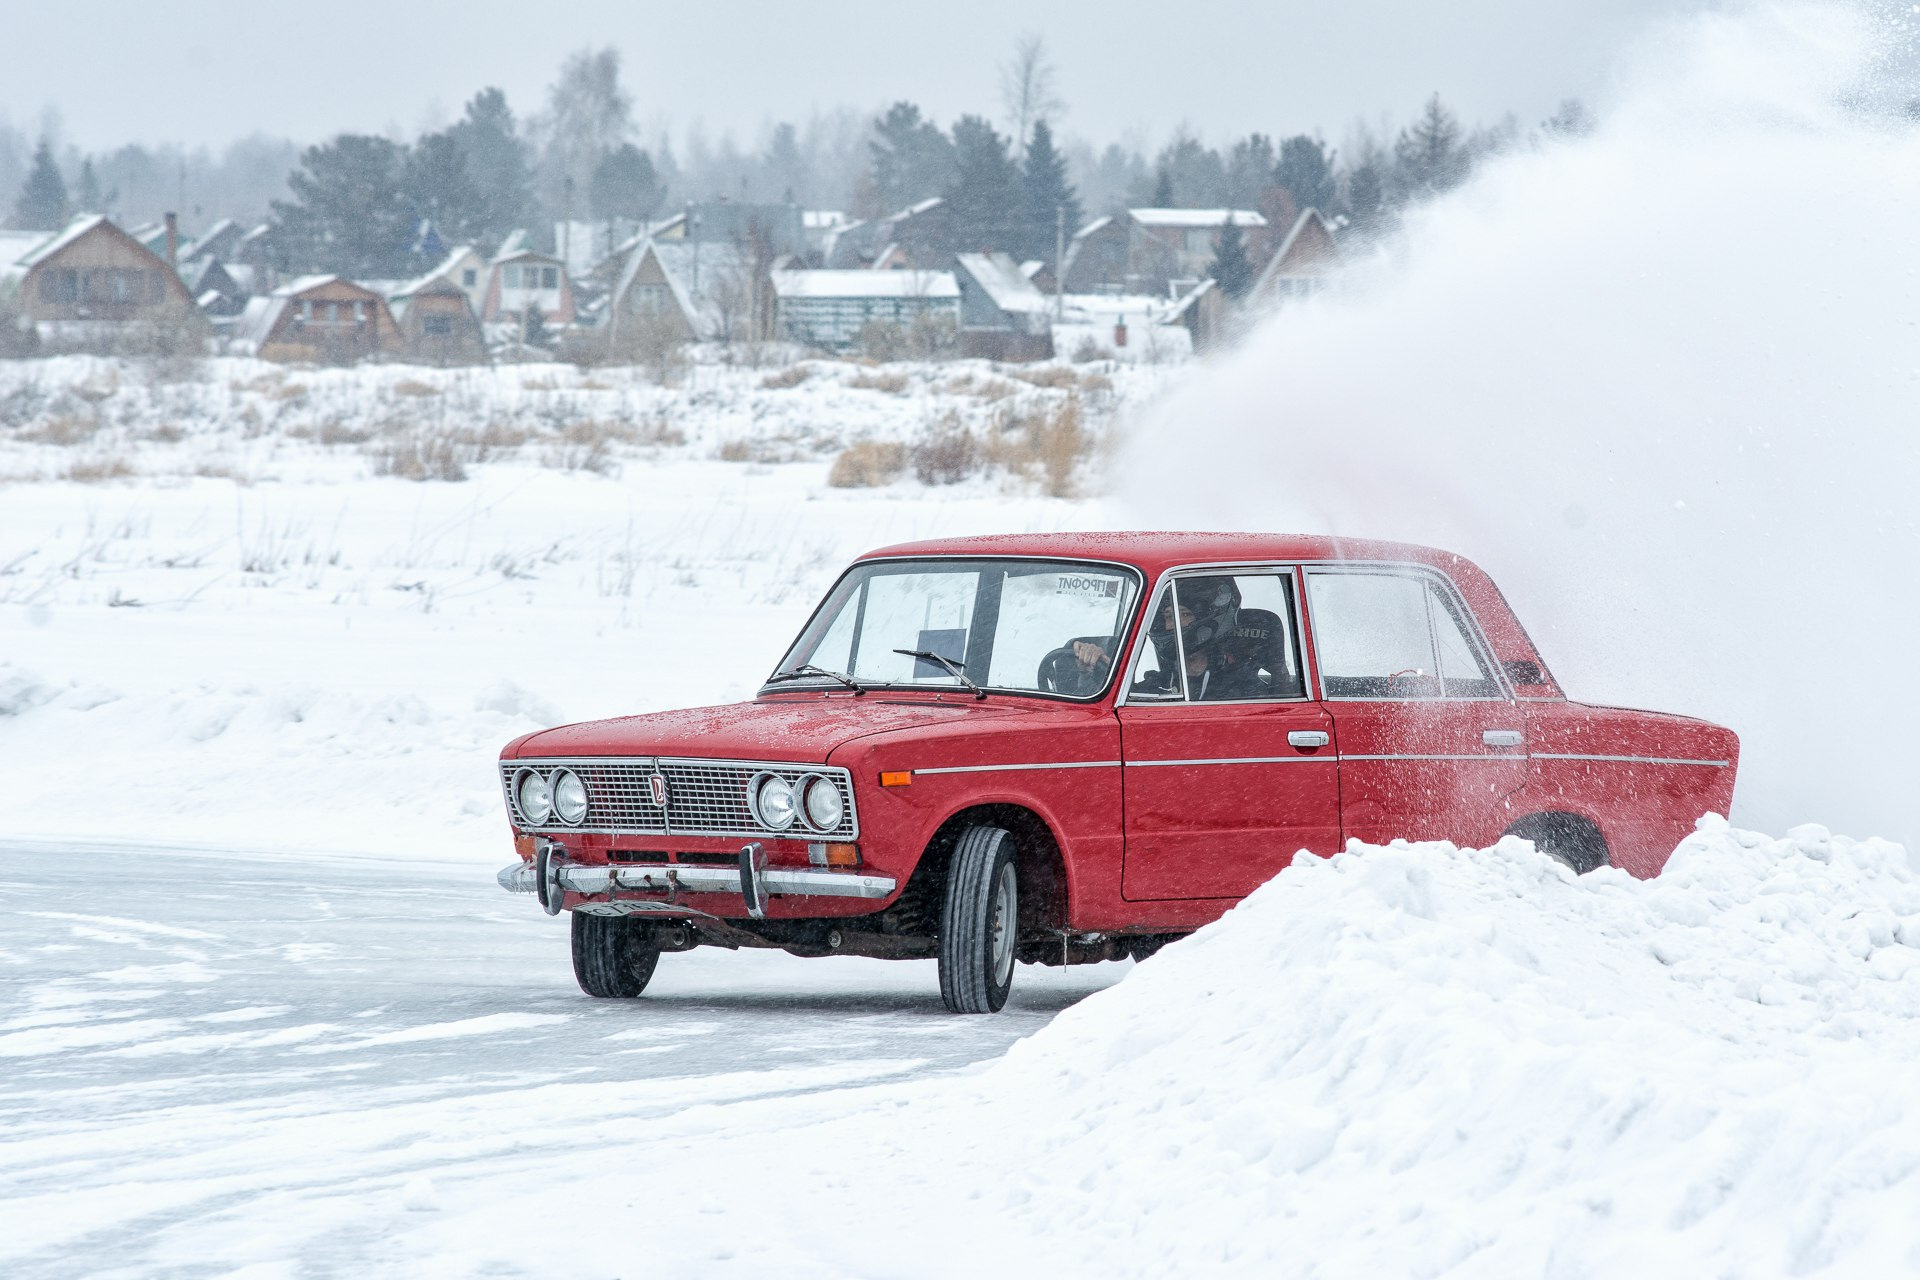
[497,533,1738,1013]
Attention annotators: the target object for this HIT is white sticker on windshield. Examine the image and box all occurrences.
[1053,574,1121,598]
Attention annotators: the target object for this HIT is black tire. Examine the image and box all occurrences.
[939,826,1019,1014]
[1507,813,1609,875]
[571,912,661,998]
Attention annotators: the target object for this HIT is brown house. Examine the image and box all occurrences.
[0,215,199,340]
[389,275,485,365]
[1247,209,1340,305]
[234,275,402,363]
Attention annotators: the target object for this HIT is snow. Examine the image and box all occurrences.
[770,267,961,298]
[1127,207,1268,229]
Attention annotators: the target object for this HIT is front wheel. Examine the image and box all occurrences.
[939,826,1019,1013]
[571,912,661,998]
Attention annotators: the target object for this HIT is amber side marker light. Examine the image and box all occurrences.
[808,842,863,867]
[513,833,537,860]
[879,771,912,787]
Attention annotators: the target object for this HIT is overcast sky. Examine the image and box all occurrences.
[8,0,1702,153]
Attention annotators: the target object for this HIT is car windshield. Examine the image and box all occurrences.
[769,558,1142,699]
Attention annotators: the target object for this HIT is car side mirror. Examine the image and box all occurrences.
[1502,659,1546,687]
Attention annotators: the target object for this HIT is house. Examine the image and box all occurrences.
[482,233,575,325]
[770,269,959,350]
[0,215,199,342]
[953,252,1053,360]
[182,219,244,265]
[607,239,763,344]
[233,275,402,363]
[400,245,490,316]
[1167,279,1227,352]
[1062,208,1268,296]
[1246,208,1340,305]
[388,274,485,365]
[823,197,954,269]
[181,258,253,319]
[682,201,806,257]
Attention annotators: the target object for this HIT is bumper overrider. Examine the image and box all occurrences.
[498,839,897,920]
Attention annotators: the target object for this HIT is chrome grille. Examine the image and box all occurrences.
[501,757,859,839]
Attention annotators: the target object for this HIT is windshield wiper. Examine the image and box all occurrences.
[765,664,866,695]
[894,649,987,700]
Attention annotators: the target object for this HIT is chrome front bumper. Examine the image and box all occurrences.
[496,851,897,905]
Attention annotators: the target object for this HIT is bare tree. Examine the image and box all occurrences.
[1000,34,1065,160]
[535,48,635,203]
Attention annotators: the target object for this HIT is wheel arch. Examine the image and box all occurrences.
[1502,809,1611,869]
[907,802,1070,936]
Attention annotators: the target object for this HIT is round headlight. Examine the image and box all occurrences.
[516,769,553,824]
[551,769,588,825]
[751,774,797,831]
[801,775,844,831]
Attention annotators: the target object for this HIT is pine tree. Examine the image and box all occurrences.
[945,115,1020,252]
[449,88,534,247]
[1394,94,1467,198]
[1018,119,1080,267]
[401,131,487,248]
[1150,168,1173,208]
[589,144,664,222]
[11,141,69,231]
[74,159,103,215]
[870,102,955,214]
[270,134,414,277]
[1225,134,1276,210]
[1274,135,1335,212]
[1210,216,1254,299]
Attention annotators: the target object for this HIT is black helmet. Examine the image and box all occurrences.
[1150,575,1241,668]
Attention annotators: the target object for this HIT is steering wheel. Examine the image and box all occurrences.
[1037,637,1113,695]
[1386,667,1426,695]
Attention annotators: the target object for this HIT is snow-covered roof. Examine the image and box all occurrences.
[231,294,286,349]
[769,269,959,300]
[393,246,481,299]
[0,229,50,268]
[19,215,112,268]
[611,239,755,340]
[1071,215,1113,242]
[1129,208,1268,229]
[802,210,848,230]
[273,274,342,298]
[182,218,240,262]
[955,253,1051,315]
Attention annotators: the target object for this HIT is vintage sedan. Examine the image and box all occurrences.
[497,533,1739,1012]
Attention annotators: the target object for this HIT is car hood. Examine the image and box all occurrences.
[509,696,1039,764]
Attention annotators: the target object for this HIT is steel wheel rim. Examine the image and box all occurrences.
[989,862,1016,987]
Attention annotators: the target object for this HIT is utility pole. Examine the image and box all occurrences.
[1054,204,1066,323]
[562,176,574,276]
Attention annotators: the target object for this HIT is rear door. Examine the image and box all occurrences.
[1303,566,1526,847]
[1119,568,1342,900]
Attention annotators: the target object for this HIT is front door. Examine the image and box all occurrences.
[1120,569,1342,900]
[1303,567,1527,847]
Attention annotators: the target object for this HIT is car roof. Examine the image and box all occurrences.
[857,531,1475,578]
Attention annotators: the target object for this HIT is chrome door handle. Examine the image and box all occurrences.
[1483,730,1524,749]
[1288,730,1330,749]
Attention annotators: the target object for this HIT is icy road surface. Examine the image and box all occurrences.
[0,840,1123,1278]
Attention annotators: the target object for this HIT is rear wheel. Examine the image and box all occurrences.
[1507,813,1609,875]
[939,826,1019,1014]
[571,912,661,998]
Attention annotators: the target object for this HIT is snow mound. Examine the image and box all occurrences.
[986,820,1920,1276]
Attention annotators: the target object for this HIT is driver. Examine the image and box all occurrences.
[1072,576,1242,698]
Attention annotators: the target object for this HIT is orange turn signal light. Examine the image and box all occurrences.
[513,833,537,860]
[879,771,912,788]
[822,843,861,868]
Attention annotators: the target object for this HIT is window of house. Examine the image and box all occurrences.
[540,267,558,289]
[423,314,453,336]
[1306,570,1500,699]
[461,269,477,287]
[504,265,520,288]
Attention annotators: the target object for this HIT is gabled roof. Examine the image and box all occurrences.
[770,268,959,299]
[955,252,1050,314]
[393,245,483,299]
[1250,208,1340,298]
[19,214,112,268]
[1071,215,1114,242]
[0,229,50,269]
[232,295,286,348]
[182,218,241,262]
[1128,207,1268,229]
[612,238,754,340]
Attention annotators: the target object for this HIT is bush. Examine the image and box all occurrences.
[761,364,810,389]
[911,416,977,485]
[856,310,959,362]
[828,441,907,488]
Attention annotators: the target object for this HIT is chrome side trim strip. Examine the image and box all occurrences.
[1126,755,1333,767]
[1533,752,1730,768]
[914,760,1121,775]
[1339,753,1523,763]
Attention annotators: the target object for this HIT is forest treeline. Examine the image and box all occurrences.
[5,40,1593,278]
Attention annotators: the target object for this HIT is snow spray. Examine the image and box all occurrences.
[1120,2,1920,848]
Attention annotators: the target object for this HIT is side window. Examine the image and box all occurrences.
[1307,571,1498,699]
[1126,571,1305,703]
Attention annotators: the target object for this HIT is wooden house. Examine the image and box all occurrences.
[482,233,576,325]
[388,274,485,365]
[608,239,763,344]
[1247,209,1340,305]
[0,215,200,342]
[233,275,402,363]
[1062,208,1267,296]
